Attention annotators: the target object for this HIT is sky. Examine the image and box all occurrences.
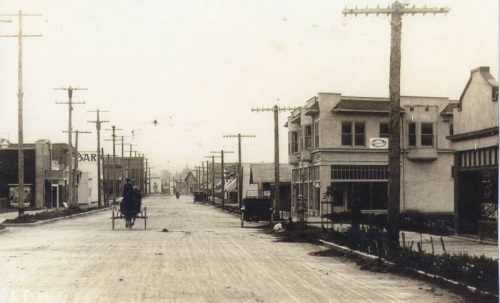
[0,0,498,174]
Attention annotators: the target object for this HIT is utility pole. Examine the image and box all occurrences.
[88,109,109,207]
[63,130,91,205]
[55,86,86,208]
[194,166,202,190]
[343,1,449,249]
[106,135,129,191]
[148,166,153,194]
[223,133,255,208]
[205,155,221,202]
[210,150,234,206]
[1,11,41,215]
[125,143,138,182]
[145,157,149,195]
[252,104,298,220]
[206,160,209,197]
[105,125,122,204]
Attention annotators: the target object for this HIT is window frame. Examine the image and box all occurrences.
[379,122,389,138]
[341,121,365,147]
[304,125,312,149]
[421,123,434,147]
[290,131,299,153]
[408,122,416,147]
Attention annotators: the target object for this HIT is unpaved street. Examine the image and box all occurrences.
[0,195,468,303]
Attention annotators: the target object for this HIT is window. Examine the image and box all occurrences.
[341,121,365,146]
[290,131,298,153]
[449,123,454,136]
[341,122,352,146]
[408,123,416,147]
[354,122,365,146]
[313,121,319,148]
[304,125,312,149]
[379,122,389,138]
[421,123,434,146]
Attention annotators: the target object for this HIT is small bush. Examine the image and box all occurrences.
[322,211,454,235]
[4,206,90,224]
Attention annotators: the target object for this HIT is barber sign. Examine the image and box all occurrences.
[369,138,389,149]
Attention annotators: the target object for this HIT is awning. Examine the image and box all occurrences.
[224,179,237,192]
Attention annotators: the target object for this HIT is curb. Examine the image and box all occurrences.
[1,207,112,227]
[319,239,498,298]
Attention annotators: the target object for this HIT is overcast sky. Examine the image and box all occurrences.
[0,0,497,174]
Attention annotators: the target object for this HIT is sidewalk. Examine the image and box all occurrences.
[325,223,498,260]
[401,230,498,259]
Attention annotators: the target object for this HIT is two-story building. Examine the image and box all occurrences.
[448,67,498,240]
[286,92,456,218]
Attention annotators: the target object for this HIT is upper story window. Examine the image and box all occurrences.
[304,125,312,149]
[342,121,365,147]
[421,123,434,146]
[408,123,416,147]
[290,131,299,153]
[313,121,319,148]
[379,122,389,138]
[449,123,454,136]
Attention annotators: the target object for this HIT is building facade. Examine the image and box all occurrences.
[448,67,498,239]
[286,92,455,218]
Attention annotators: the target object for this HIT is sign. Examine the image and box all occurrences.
[8,185,32,207]
[369,138,389,149]
[78,153,98,162]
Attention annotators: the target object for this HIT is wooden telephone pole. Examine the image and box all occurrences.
[251,105,298,220]
[88,109,109,207]
[210,150,234,206]
[204,155,221,203]
[0,11,41,215]
[63,130,91,205]
[55,86,86,207]
[343,1,449,249]
[223,133,255,208]
[105,126,122,204]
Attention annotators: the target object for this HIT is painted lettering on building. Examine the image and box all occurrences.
[78,153,98,162]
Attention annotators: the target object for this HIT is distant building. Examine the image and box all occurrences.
[448,67,498,240]
[0,140,70,209]
[249,163,292,213]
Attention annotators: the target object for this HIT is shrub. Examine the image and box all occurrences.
[323,211,454,235]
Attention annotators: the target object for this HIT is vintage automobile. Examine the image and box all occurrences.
[240,196,273,227]
[193,190,206,203]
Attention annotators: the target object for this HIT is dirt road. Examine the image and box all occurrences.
[0,195,469,302]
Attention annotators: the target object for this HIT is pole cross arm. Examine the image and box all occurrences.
[251,106,299,113]
[343,6,449,16]
[223,134,256,138]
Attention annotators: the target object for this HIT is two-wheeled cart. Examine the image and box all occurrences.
[111,204,148,230]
